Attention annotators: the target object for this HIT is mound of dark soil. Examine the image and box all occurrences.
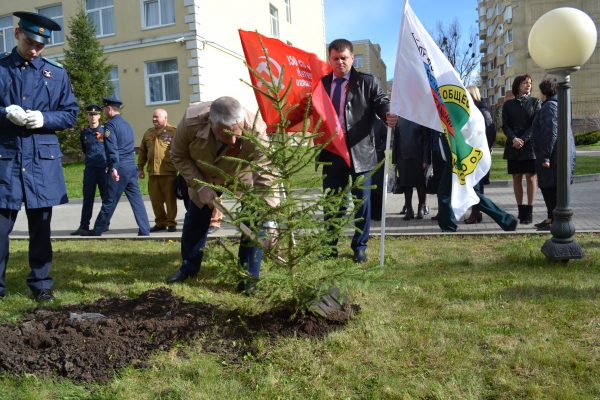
[0,287,351,382]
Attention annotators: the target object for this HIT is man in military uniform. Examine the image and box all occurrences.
[166,97,278,286]
[0,12,79,301]
[137,109,178,232]
[71,104,110,236]
[81,98,151,236]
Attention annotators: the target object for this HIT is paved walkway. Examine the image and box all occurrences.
[9,173,600,239]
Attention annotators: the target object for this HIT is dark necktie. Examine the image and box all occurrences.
[331,77,345,118]
[216,142,228,157]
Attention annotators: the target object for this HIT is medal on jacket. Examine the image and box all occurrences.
[95,131,103,142]
[162,133,172,144]
[149,134,155,142]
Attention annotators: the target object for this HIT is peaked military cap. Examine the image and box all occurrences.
[13,11,62,45]
[102,97,123,108]
[85,104,102,114]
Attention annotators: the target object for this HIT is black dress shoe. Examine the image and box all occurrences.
[150,225,166,233]
[536,220,552,231]
[431,214,439,221]
[167,226,177,232]
[103,226,109,232]
[166,269,195,283]
[32,289,55,302]
[70,228,86,236]
[353,249,367,263]
[504,216,518,232]
[399,205,407,215]
[80,230,100,236]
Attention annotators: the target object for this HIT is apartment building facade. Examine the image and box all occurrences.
[477,0,600,129]
[0,0,326,142]
[350,39,387,93]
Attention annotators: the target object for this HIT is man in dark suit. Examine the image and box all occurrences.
[321,39,397,263]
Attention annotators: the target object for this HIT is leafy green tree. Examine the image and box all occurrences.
[58,1,114,158]
[202,33,381,317]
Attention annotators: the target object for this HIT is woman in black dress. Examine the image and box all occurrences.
[392,119,431,220]
[502,74,541,224]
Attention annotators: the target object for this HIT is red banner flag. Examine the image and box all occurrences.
[239,30,350,167]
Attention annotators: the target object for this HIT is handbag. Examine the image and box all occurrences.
[172,174,189,200]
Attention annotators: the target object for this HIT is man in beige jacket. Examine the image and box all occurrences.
[137,109,178,232]
[166,97,278,286]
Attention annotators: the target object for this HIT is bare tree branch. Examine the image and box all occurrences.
[433,18,481,85]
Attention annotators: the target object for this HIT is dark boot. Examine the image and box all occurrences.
[403,206,414,220]
[464,207,483,224]
[416,204,425,219]
[517,204,525,223]
[522,205,533,224]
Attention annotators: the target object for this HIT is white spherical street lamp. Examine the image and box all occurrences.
[528,7,598,261]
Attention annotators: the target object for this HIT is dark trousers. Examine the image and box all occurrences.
[540,187,557,220]
[148,175,178,228]
[179,201,262,277]
[437,141,514,232]
[371,192,383,220]
[321,150,371,252]
[0,207,53,295]
[92,163,150,235]
[79,167,108,230]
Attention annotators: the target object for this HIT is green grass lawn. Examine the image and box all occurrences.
[1,234,599,398]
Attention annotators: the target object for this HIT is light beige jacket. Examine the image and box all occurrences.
[170,101,278,209]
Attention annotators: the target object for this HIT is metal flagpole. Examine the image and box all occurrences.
[379,125,393,266]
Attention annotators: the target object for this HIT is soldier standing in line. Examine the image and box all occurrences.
[70,104,110,236]
[0,11,79,301]
[137,109,178,232]
[82,97,151,236]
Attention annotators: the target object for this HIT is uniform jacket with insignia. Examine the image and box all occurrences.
[103,114,136,172]
[0,48,79,210]
[137,124,177,175]
[170,101,278,209]
[80,125,107,169]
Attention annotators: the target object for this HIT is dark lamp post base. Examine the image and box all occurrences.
[541,208,584,261]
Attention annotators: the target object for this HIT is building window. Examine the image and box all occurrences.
[505,77,512,93]
[270,4,279,37]
[143,0,175,29]
[284,0,291,23]
[505,29,513,43]
[353,54,364,68]
[487,23,496,37]
[482,89,488,98]
[109,66,120,99]
[496,2,503,14]
[504,5,513,22]
[38,5,64,45]
[0,15,13,53]
[498,44,504,57]
[500,86,506,96]
[86,0,115,37]
[507,53,514,67]
[487,43,494,55]
[486,6,494,19]
[145,59,180,104]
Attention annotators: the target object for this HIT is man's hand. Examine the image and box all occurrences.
[542,162,550,168]
[137,170,145,179]
[111,169,120,182]
[386,112,398,127]
[512,137,524,149]
[198,186,218,208]
[6,105,27,126]
[264,228,278,250]
[25,110,44,129]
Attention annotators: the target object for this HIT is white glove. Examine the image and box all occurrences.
[25,110,44,129]
[6,105,27,126]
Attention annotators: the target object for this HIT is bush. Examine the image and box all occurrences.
[495,131,506,147]
[574,130,600,146]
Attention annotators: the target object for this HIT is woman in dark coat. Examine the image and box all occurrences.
[428,128,444,220]
[464,85,497,223]
[392,119,431,220]
[371,117,388,221]
[531,76,576,231]
[502,74,541,224]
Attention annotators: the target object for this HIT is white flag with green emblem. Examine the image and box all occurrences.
[390,2,491,219]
